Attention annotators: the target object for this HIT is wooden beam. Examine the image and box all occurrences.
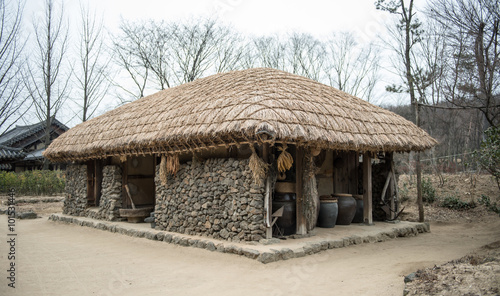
[363,152,373,225]
[296,146,307,235]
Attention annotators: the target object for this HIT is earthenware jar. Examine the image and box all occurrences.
[333,193,356,225]
[317,197,338,228]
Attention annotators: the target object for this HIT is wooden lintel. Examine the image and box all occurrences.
[363,152,373,225]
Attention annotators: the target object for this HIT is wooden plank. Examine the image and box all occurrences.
[363,152,373,225]
[295,146,307,235]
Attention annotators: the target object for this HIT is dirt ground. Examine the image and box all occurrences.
[0,173,499,296]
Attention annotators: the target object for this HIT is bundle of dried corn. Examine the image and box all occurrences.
[249,146,269,186]
[277,144,293,172]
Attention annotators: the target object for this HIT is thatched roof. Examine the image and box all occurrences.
[44,68,436,162]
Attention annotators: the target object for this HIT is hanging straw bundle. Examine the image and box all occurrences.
[249,146,269,186]
[277,144,293,172]
[159,155,168,185]
[166,154,180,176]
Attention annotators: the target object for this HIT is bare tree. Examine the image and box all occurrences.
[377,0,426,222]
[252,35,287,70]
[0,0,28,135]
[213,28,245,73]
[171,19,232,83]
[427,0,500,128]
[112,20,150,101]
[76,2,110,122]
[24,0,70,169]
[323,32,380,101]
[287,32,325,81]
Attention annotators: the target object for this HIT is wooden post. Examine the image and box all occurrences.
[363,152,373,225]
[388,153,395,220]
[296,146,307,235]
[263,143,273,239]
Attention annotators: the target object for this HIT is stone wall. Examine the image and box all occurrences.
[64,164,87,216]
[155,158,266,242]
[86,165,123,221]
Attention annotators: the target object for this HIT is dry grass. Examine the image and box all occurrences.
[44,68,436,162]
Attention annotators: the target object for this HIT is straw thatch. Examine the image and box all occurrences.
[44,68,437,162]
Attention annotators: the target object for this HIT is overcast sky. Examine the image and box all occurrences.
[21,0,415,128]
[26,0,392,41]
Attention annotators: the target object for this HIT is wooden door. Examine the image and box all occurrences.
[86,160,102,207]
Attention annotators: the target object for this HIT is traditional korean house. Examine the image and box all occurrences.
[44,68,436,242]
[0,118,68,171]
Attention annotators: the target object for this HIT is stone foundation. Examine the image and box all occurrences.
[155,158,266,242]
[63,164,87,216]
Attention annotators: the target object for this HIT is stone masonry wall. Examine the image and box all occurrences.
[86,165,122,221]
[155,158,266,242]
[64,164,87,216]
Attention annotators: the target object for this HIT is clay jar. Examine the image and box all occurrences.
[333,193,356,225]
[317,195,338,228]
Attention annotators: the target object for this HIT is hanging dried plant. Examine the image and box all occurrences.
[119,155,127,163]
[159,155,168,185]
[166,154,180,176]
[249,146,269,186]
[277,144,293,172]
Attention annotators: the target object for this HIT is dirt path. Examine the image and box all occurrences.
[1,216,499,296]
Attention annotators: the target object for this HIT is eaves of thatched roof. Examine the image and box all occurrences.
[44,68,437,162]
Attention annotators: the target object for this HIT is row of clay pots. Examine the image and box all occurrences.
[317,194,364,228]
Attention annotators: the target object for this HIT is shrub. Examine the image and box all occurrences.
[422,177,436,203]
[472,126,500,190]
[0,170,65,195]
[477,195,500,215]
[440,195,476,211]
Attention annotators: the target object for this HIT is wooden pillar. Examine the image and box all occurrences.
[296,146,307,235]
[263,143,273,239]
[363,152,373,225]
[387,153,395,220]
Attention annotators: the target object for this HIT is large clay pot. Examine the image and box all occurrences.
[352,194,364,223]
[334,193,356,225]
[317,199,338,228]
[272,193,296,235]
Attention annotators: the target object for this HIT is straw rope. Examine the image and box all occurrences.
[44,68,437,162]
